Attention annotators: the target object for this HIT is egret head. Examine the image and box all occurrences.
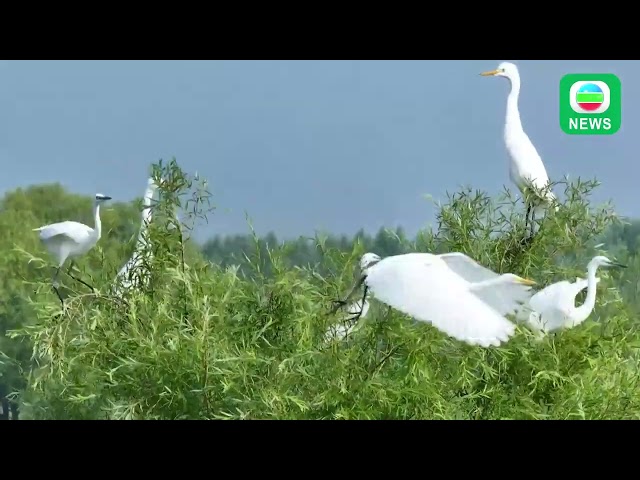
[94,193,112,204]
[360,252,381,272]
[589,255,627,269]
[480,62,519,81]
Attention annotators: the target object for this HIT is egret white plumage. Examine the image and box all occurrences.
[326,254,374,341]
[34,193,112,304]
[481,62,557,239]
[325,298,370,342]
[333,251,537,347]
[114,178,158,293]
[519,256,625,335]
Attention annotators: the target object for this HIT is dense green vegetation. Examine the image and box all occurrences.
[1,159,640,419]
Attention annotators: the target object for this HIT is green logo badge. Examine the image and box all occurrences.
[559,73,621,135]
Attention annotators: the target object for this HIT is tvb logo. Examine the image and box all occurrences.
[560,74,621,135]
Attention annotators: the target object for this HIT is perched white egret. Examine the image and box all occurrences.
[326,254,374,342]
[481,62,557,239]
[114,178,158,293]
[34,193,112,303]
[333,251,537,347]
[518,276,600,340]
[519,256,625,335]
[325,298,370,342]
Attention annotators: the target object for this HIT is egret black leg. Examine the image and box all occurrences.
[352,285,369,323]
[524,202,531,234]
[53,287,64,305]
[529,209,537,239]
[519,202,536,247]
[52,266,64,306]
[330,274,367,314]
[66,261,95,293]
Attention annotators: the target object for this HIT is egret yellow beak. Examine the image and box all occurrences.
[516,277,537,286]
[480,69,500,76]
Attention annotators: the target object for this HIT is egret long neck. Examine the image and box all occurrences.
[572,263,599,325]
[505,75,523,134]
[93,203,102,238]
[137,187,154,247]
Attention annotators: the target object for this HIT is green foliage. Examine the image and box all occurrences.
[2,160,640,419]
[0,182,142,406]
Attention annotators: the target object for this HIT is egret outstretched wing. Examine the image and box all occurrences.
[34,221,93,244]
[470,280,534,318]
[438,252,501,283]
[365,257,517,347]
[439,252,533,317]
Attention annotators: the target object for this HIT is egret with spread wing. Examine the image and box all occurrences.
[481,62,557,240]
[333,251,536,347]
[34,193,112,304]
[518,256,625,335]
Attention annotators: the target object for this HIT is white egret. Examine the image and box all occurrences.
[114,178,158,293]
[481,62,557,239]
[325,254,375,342]
[333,251,537,347]
[325,298,370,342]
[34,193,112,304]
[519,256,625,335]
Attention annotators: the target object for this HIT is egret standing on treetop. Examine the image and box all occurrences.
[332,251,537,347]
[480,62,557,240]
[114,178,158,293]
[518,255,626,335]
[34,193,112,305]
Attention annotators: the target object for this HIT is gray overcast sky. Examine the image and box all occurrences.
[0,60,637,241]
